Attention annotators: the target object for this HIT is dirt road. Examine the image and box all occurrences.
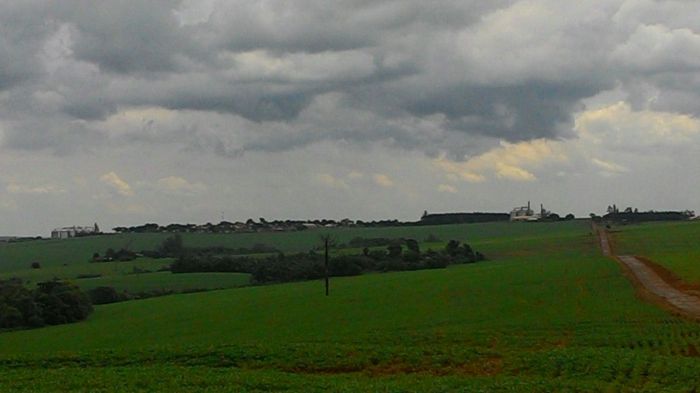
[596,226,700,320]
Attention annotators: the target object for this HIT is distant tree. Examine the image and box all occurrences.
[88,286,126,305]
[445,240,461,257]
[403,249,421,264]
[461,243,473,255]
[0,304,23,328]
[158,234,184,258]
[30,262,41,269]
[368,249,388,261]
[387,242,403,258]
[564,214,575,220]
[405,239,420,254]
[0,280,93,329]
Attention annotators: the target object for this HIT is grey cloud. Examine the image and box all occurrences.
[203,1,513,53]
[399,83,603,141]
[1,116,101,155]
[62,0,190,74]
[0,2,56,91]
[2,0,700,159]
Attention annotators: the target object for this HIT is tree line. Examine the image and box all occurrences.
[169,237,485,284]
[90,235,279,263]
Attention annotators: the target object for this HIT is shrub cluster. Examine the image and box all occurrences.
[0,279,93,329]
[171,239,486,284]
[91,248,138,262]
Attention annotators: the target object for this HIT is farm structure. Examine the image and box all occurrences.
[51,223,100,239]
[510,202,550,222]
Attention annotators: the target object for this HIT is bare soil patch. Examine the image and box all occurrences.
[596,227,700,321]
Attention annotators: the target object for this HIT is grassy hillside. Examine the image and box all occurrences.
[0,221,586,269]
[0,221,586,293]
[2,220,700,391]
[73,272,251,293]
[612,220,700,284]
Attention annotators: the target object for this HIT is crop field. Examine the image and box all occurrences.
[0,256,250,293]
[612,221,700,284]
[0,221,585,293]
[2,220,700,391]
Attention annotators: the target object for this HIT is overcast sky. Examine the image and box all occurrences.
[1,0,699,235]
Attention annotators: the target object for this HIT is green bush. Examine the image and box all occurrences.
[0,280,92,330]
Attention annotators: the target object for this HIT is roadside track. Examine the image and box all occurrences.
[595,225,700,320]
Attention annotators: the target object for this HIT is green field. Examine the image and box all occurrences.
[0,221,588,269]
[73,272,251,293]
[2,220,700,391]
[0,256,250,294]
[612,220,700,284]
[0,221,585,293]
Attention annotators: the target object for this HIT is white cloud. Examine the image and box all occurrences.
[592,158,629,178]
[438,184,457,193]
[494,164,536,182]
[156,176,207,195]
[230,50,376,83]
[575,101,700,148]
[347,171,364,180]
[6,183,65,195]
[100,172,134,196]
[435,139,567,183]
[373,174,394,188]
[611,24,700,73]
[317,173,348,189]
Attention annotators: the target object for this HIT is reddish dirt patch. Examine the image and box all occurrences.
[286,356,504,377]
[596,227,700,321]
[636,256,700,294]
[453,357,503,376]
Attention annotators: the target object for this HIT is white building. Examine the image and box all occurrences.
[51,223,100,239]
[510,202,550,222]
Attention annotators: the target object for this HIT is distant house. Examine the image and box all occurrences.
[51,223,100,239]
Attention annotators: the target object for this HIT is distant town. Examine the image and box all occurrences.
[4,202,680,241]
[0,203,692,242]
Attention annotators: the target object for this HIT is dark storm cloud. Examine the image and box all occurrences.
[62,0,190,74]
[398,82,603,141]
[2,0,700,157]
[0,1,55,91]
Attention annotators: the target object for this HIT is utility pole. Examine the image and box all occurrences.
[321,235,331,296]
